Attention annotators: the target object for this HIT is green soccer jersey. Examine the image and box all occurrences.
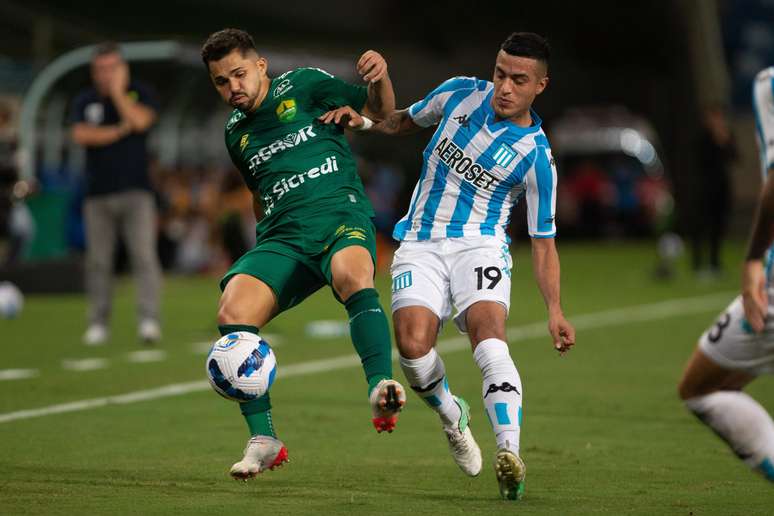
[224,67,374,236]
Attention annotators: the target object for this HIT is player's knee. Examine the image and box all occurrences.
[677,376,697,401]
[469,327,506,346]
[217,298,245,325]
[466,305,507,344]
[334,270,374,302]
[394,321,435,358]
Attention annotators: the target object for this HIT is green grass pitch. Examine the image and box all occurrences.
[0,242,772,515]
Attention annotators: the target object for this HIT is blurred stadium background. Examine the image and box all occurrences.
[1,0,772,279]
[1,1,774,514]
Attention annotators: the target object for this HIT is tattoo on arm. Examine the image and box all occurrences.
[373,109,421,136]
[382,111,403,132]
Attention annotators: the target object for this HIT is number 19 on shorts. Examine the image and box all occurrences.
[475,266,502,290]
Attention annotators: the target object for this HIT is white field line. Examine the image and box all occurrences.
[0,369,39,381]
[0,291,733,425]
[126,349,167,363]
[61,358,109,372]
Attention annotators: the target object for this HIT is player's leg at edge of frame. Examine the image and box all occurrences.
[679,332,774,482]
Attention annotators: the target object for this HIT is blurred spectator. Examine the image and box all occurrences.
[216,166,254,265]
[0,97,34,266]
[0,99,17,258]
[567,159,612,238]
[365,161,404,236]
[609,156,645,236]
[70,42,162,345]
[691,104,738,277]
[362,159,404,271]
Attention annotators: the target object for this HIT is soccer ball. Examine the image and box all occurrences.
[0,282,23,319]
[206,332,277,402]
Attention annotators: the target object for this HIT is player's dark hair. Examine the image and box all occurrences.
[500,32,550,68]
[201,28,257,66]
[92,41,122,59]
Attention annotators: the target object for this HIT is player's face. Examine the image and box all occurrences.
[91,52,123,95]
[491,50,548,122]
[208,49,268,112]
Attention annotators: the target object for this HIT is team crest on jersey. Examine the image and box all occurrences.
[392,271,412,293]
[276,99,297,123]
[239,134,249,151]
[493,144,516,168]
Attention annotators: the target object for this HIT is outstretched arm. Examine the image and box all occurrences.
[531,237,575,354]
[318,106,422,136]
[742,169,774,332]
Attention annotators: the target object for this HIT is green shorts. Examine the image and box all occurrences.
[220,209,377,312]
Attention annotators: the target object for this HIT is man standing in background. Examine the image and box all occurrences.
[70,42,162,345]
[691,104,737,277]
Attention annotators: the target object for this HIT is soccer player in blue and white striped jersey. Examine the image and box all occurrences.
[678,67,774,483]
[321,32,575,500]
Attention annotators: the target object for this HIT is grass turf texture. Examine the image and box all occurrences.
[1,242,772,515]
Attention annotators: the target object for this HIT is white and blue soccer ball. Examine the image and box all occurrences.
[0,281,23,319]
[206,332,277,402]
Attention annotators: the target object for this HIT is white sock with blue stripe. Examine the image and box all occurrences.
[399,349,461,428]
[685,391,774,481]
[474,338,522,454]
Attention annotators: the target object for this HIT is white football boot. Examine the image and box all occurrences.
[443,396,482,476]
[138,319,162,343]
[369,379,406,433]
[494,444,526,500]
[229,435,289,481]
[83,324,108,346]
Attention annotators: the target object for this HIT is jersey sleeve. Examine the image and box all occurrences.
[305,68,368,112]
[524,146,557,238]
[753,67,774,176]
[408,76,477,128]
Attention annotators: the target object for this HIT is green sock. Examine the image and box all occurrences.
[240,394,275,437]
[344,288,393,394]
[218,324,260,336]
[218,324,276,437]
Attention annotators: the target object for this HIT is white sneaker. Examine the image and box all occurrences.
[83,324,108,346]
[494,445,526,500]
[369,378,406,433]
[138,319,161,343]
[443,396,482,476]
[229,435,289,481]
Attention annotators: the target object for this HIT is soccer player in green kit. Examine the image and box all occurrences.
[201,28,406,480]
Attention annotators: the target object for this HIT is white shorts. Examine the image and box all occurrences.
[754,67,774,174]
[698,293,774,375]
[390,236,512,333]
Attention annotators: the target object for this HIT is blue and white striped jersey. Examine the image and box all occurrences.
[752,67,774,281]
[393,76,557,242]
[753,66,774,180]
